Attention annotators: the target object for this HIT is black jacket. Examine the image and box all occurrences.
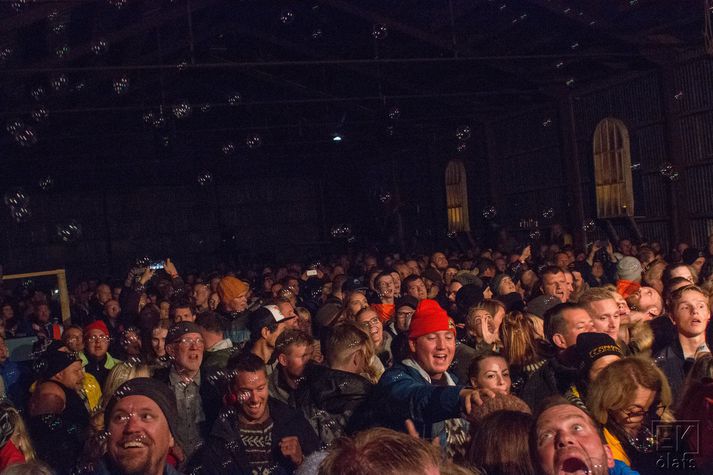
[519,352,580,411]
[194,398,319,474]
[294,364,373,445]
[653,337,692,404]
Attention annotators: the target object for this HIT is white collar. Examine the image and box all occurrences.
[401,358,455,386]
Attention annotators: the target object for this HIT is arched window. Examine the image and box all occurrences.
[445,159,470,232]
[593,118,634,218]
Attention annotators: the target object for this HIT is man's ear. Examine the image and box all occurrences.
[165,344,176,358]
[408,338,417,354]
[551,333,567,350]
[278,353,288,367]
[603,444,615,469]
[261,327,271,341]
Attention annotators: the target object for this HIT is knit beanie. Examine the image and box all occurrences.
[395,295,419,312]
[408,299,455,340]
[105,378,178,437]
[37,349,80,380]
[455,284,484,311]
[84,320,109,336]
[453,271,482,288]
[575,332,622,374]
[422,268,443,286]
[617,256,643,282]
[217,276,249,304]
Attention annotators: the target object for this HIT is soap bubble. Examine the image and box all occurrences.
[197,171,213,186]
[91,39,109,56]
[4,188,29,208]
[674,91,683,101]
[0,47,13,64]
[6,120,24,135]
[330,224,352,239]
[387,106,400,120]
[14,126,38,147]
[11,206,31,223]
[172,101,192,119]
[200,103,212,113]
[372,24,388,40]
[108,0,128,9]
[11,0,30,12]
[142,111,155,124]
[378,192,391,203]
[222,142,236,156]
[31,86,46,101]
[113,76,130,95]
[447,230,457,239]
[55,44,70,59]
[456,142,467,152]
[542,208,555,219]
[529,229,541,240]
[542,118,552,127]
[51,74,68,91]
[630,162,641,171]
[31,106,49,123]
[582,219,596,233]
[57,220,83,243]
[668,171,680,182]
[659,162,673,177]
[280,9,294,24]
[455,125,471,141]
[245,133,262,149]
[151,114,166,129]
[39,176,54,191]
[482,206,497,220]
[565,78,575,87]
[311,28,323,40]
[227,93,242,106]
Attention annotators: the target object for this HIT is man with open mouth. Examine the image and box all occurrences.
[533,398,639,475]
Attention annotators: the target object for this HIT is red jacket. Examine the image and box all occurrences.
[0,440,25,470]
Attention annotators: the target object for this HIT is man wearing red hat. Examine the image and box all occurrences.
[370,299,495,457]
[80,320,120,387]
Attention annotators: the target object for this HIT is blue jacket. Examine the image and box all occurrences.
[369,360,464,441]
[610,460,640,475]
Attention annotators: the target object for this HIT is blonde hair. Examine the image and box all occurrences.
[500,311,543,367]
[101,362,151,408]
[0,403,36,461]
[466,299,505,330]
[587,356,673,425]
[325,323,379,383]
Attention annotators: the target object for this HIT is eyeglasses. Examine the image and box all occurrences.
[621,403,666,423]
[396,310,414,319]
[86,335,110,343]
[359,317,380,330]
[178,337,205,348]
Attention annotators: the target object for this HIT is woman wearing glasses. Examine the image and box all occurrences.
[587,357,673,473]
[355,307,392,369]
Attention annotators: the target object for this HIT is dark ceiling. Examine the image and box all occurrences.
[0,0,703,186]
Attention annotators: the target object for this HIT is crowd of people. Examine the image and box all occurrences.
[0,226,711,475]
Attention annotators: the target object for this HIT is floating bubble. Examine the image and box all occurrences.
[330,224,352,239]
[455,125,471,141]
[108,0,128,9]
[50,74,68,91]
[668,171,680,182]
[245,133,262,149]
[379,192,391,203]
[112,76,130,95]
[482,205,497,220]
[542,118,552,127]
[222,142,236,156]
[385,125,395,136]
[39,175,54,191]
[4,188,29,208]
[555,60,565,69]
[674,91,683,101]
[200,103,211,113]
[630,162,641,171]
[659,162,674,177]
[73,80,87,92]
[161,135,170,148]
[542,208,555,219]
[11,206,31,223]
[570,42,580,50]
[142,111,155,124]
[582,219,596,233]
[57,220,82,243]
[456,142,467,152]
[280,9,294,24]
[91,39,109,56]
[447,230,457,239]
[31,106,49,123]
[14,126,38,147]
[529,229,541,240]
[31,86,45,101]
[346,235,357,244]
[372,24,388,40]
[55,44,70,59]
[11,0,30,12]
[227,93,242,106]
[387,106,400,120]
[311,29,323,40]
[0,47,13,64]
[172,100,192,119]
[197,171,213,186]
[151,114,166,129]
[565,78,575,87]
[176,60,188,71]
[6,120,24,135]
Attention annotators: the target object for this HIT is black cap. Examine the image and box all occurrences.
[166,321,203,345]
[36,349,80,380]
[395,295,419,311]
[249,305,294,336]
[575,332,623,373]
[343,276,368,293]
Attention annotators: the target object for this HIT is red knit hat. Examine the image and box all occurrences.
[408,299,455,340]
[84,320,109,337]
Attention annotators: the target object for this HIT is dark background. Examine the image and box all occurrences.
[0,0,709,278]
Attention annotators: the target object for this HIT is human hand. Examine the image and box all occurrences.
[279,436,303,465]
[460,388,497,417]
[164,258,178,279]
